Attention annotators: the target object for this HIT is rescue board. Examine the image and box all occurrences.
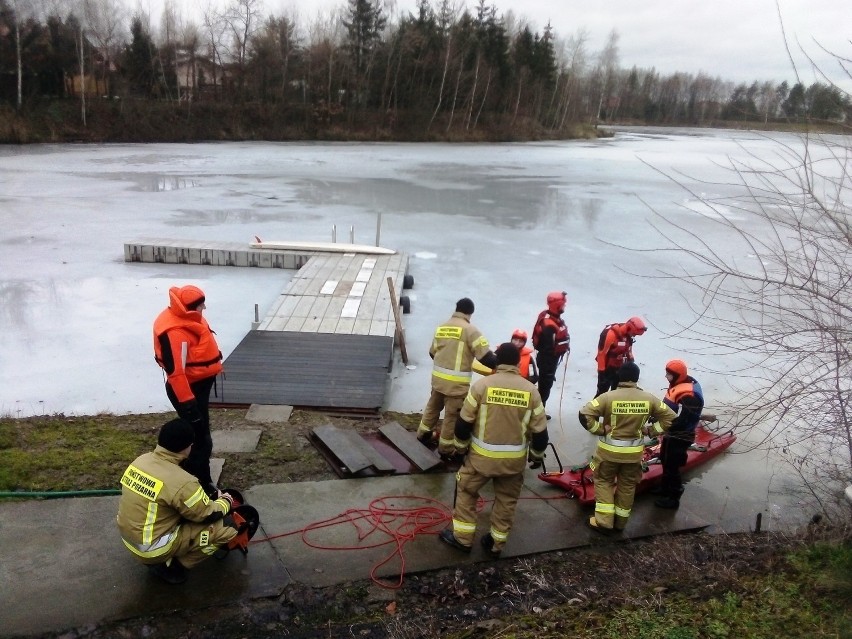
[538,423,736,505]
[250,236,396,255]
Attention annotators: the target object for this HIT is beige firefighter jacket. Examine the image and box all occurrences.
[579,381,675,463]
[116,446,232,560]
[429,311,492,397]
[456,364,549,476]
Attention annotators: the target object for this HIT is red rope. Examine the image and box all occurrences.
[248,491,570,589]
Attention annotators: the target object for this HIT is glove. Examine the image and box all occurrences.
[528,454,544,470]
[179,399,203,425]
[219,491,235,512]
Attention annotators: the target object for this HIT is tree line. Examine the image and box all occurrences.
[1,0,849,140]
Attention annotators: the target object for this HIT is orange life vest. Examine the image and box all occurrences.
[532,311,569,356]
[596,323,633,371]
[518,346,533,379]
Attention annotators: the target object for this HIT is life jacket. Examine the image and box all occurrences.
[596,323,633,370]
[153,294,223,385]
[518,346,533,379]
[532,311,569,356]
[664,378,704,432]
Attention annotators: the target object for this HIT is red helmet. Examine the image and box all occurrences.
[665,359,688,384]
[511,328,528,343]
[626,316,647,335]
[547,291,567,314]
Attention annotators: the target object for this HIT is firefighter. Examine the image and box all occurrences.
[417,298,498,459]
[116,419,238,584]
[510,329,539,384]
[578,362,675,533]
[653,359,705,509]
[595,316,647,397]
[153,285,223,496]
[438,342,549,557]
[532,291,570,418]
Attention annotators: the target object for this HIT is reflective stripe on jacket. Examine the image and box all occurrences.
[429,312,491,397]
[457,365,548,475]
[579,381,675,463]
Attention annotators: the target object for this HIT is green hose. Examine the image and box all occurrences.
[0,489,120,499]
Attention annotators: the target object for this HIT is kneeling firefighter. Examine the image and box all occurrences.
[116,419,260,584]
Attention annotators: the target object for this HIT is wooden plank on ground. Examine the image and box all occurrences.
[379,422,441,471]
[313,424,395,474]
[312,425,372,474]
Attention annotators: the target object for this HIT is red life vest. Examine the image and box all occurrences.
[596,323,633,370]
[532,311,570,356]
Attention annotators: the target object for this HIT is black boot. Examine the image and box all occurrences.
[148,558,187,584]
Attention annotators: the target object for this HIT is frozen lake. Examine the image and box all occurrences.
[0,129,836,529]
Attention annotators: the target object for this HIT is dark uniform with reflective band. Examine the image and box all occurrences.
[579,363,675,531]
[442,343,548,555]
[532,291,570,409]
[656,359,705,508]
[116,420,237,575]
[417,298,497,456]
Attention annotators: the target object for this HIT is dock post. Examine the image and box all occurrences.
[375,213,382,246]
[332,224,337,243]
[350,225,354,243]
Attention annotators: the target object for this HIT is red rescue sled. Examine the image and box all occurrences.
[538,420,736,505]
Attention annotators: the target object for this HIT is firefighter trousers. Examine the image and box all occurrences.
[418,390,466,455]
[590,458,642,530]
[452,464,524,552]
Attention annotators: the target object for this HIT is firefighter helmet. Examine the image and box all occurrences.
[546,291,567,314]
[511,328,528,343]
[665,359,688,384]
[626,316,647,335]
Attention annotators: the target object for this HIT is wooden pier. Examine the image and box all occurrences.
[125,238,412,412]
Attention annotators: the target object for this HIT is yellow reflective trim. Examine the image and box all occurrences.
[142,501,157,545]
[490,528,509,542]
[476,405,488,439]
[611,400,650,415]
[471,440,526,459]
[485,386,530,408]
[121,526,180,559]
[184,486,208,508]
[472,335,489,348]
[121,465,163,501]
[435,326,463,340]
[615,506,631,518]
[417,423,432,435]
[532,404,545,417]
[598,441,644,454]
[453,342,464,373]
[432,369,472,383]
[595,503,615,514]
[438,436,455,446]
[452,519,477,533]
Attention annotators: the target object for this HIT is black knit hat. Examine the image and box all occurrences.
[617,361,641,383]
[495,342,521,366]
[455,297,475,315]
[158,418,195,452]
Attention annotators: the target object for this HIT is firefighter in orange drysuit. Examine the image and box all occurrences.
[510,329,539,384]
[532,292,570,417]
[578,362,675,533]
[438,342,549,557]
[417,298,498,459]
[153,285,223,495]
[595,316,647,397]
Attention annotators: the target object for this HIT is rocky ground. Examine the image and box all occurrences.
[16,409,841,639]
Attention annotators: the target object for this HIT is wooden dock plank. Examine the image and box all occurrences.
[379,422,441,471]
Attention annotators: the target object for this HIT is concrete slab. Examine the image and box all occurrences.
[213,428,262,453]
[0,472,727,639]
[0,496,289,639]
[245,404,293,423]
[211,457,224,485]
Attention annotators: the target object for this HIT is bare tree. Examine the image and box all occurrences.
[82,0,125,96]
[642,88,851,513]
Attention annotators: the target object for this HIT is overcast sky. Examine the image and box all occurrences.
[251,0,847,88]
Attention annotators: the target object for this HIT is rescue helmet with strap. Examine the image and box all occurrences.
[546,291,567,315]
[511,328,528,345]
[626,316,647,336]
[665,359,688,384]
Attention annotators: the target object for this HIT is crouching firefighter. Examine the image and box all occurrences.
[438,343,549,558]
[116,418,260,584]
